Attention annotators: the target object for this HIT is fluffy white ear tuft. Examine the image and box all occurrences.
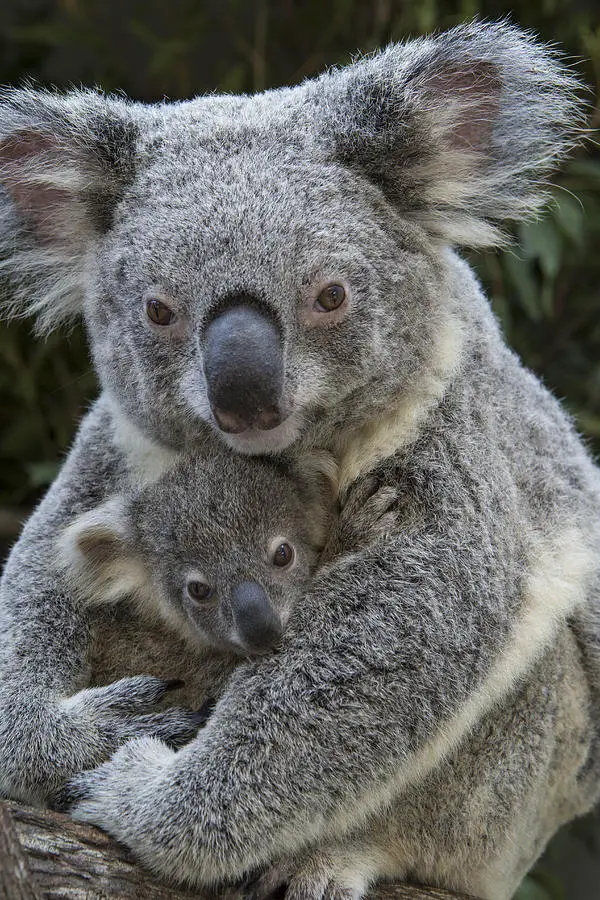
[0,88,138,331]
[315,21,587,247]
[56,496,150,607]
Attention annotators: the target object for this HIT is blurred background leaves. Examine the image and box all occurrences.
[0,2,598,898]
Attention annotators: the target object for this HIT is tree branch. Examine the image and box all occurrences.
[0,800,473,900]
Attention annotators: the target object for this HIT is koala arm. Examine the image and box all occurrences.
[65,457,586,887]
[0,399,202,805]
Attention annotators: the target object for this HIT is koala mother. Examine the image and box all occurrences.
[1,21,599,900]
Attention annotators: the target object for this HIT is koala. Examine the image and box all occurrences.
[0,19,598,900]
[57,449,330,657]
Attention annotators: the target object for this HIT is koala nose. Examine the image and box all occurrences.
[230,581,283,653]
[203,300,285,433]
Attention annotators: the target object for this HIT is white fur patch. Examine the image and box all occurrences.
[109,400,180,485]
[219,410,306,457]
[56,498,152,609]
[335,314,464,494]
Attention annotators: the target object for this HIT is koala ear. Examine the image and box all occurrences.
[315,21,585,246]
[56,496,147,606]
[0,88,138,331]
[58,496,129,567]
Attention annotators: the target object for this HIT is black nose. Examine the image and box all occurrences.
[230,581,283,653]
[203,300,284,434]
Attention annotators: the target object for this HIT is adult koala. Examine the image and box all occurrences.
[0,19,598,900]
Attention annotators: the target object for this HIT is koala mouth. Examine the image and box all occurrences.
[212,405,283,434]
[217,411,304,456]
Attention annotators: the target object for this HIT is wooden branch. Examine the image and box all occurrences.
[0,800,473,900]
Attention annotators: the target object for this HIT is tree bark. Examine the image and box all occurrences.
[0,800,473,900]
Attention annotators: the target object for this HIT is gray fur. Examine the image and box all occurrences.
[57,451,328,654]
[0,20,596,900]
[0,402,213,802]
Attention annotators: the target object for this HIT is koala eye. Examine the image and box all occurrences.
[146,297,176,326]
[186,580,213,603]
[314,283,346,313]
[271,542,295,568]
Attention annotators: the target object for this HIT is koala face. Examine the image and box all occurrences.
[87,113,442,454]
[60,451,325,656]
[130,452,322,654]
[0,24,582,453]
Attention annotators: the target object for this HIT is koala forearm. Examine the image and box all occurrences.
[0,400,123,673]
[0,399,128,800]
[175,546,522,877]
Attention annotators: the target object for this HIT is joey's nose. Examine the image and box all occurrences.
[230,581,283,653]
[203,301,284,433]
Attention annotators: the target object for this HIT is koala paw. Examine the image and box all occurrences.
[323,476,400,560]
[246,852,365,900]
[53,734,173,824]
[63,675,209,754]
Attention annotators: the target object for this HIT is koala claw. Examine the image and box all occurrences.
[121,707,208,748]
[323,477,401,561]
[63,675,204,758]
[246,856,362,900]
[50,775,93,813]
[66,675,186,714]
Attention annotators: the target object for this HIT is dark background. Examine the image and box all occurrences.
[0,2,598,898]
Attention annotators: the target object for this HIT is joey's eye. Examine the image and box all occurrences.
[146,297,175,326]
[187,580,213,602]
[271,542,295,568]
[314,284,346,313]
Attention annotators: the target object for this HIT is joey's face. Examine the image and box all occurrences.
[131,453,320,655]
[86,101,443,453]
[176,533,304,656]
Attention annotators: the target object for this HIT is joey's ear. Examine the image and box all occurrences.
[313,21,585,246]
[55,496,148,606]
[57,496,130,571]
[0,88,138,330]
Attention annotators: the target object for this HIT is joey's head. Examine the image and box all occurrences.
[0,23,584,452]
[58,452,328,656]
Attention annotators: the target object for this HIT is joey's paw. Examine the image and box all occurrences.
[246,854,364,900]
[64,675,207,753]
[329,477,400,557]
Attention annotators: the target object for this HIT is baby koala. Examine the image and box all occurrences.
[57,450,331,657]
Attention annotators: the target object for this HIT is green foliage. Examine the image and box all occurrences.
[515,872,565,900]
[470,158,600,449]
[0,2,598,895]
[0,317,96,506]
